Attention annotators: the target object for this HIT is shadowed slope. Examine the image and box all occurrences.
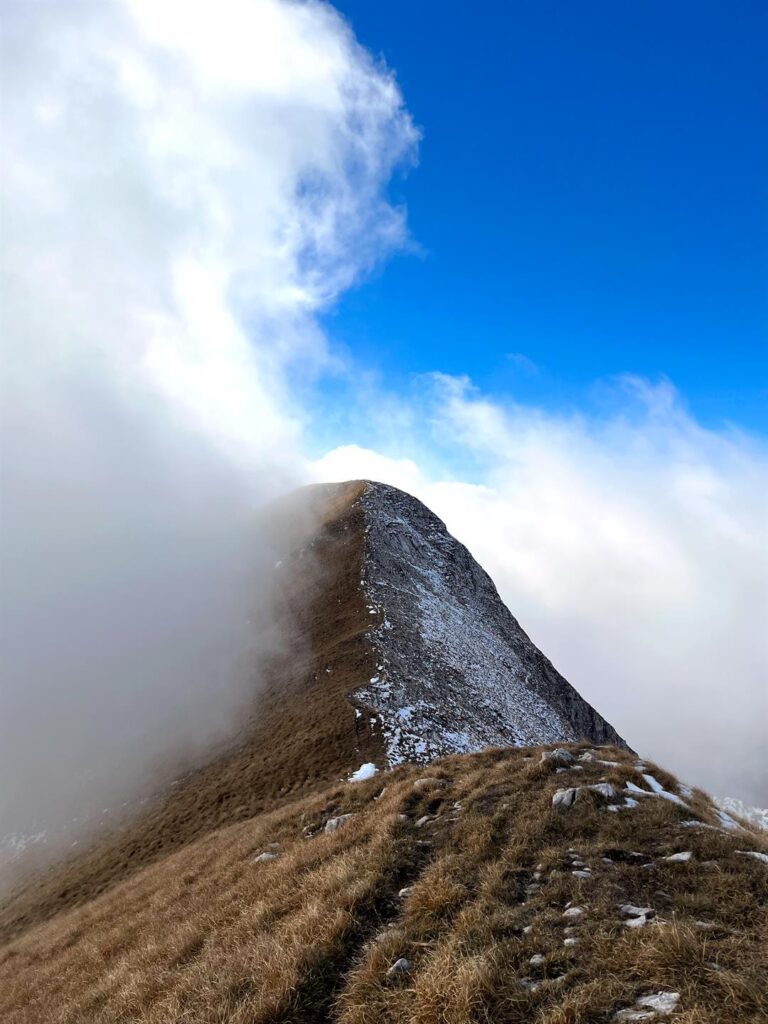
[1,743,766,1024]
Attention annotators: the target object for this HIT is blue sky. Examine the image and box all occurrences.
[328,0,767,432]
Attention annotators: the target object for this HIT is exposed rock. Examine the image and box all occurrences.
[664,851,692,862]
[354,483,629,765]
[553,788,578,808]
[413,777,447,792]
[529,953,546,966]
[541,748,576,766]
[387,957,411,976]
[324,813,354,834]
[620,904,655,918]
[553,783,617,809]
[415,815,431,828]
[252,851,279,864]
[637,991,681,1014]
[563,906,586,918]
[564,937,579,946]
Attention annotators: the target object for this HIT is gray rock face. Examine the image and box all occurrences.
[352,482,629,765]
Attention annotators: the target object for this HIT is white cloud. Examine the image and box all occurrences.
[0,0,416,869]
[315,375,768,805]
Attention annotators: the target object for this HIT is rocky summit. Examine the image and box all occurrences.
[0,482,765,1024]
[353,482,628,762]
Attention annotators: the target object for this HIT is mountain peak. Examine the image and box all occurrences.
[349,480,628,761]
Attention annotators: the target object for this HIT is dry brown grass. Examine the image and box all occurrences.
[2,743,766,1023]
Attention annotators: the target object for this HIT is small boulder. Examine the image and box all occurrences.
[563,906,586,919]
[619,904,654,918]
[636,991,681,1014]
[387,957,411,976]
[541,748,576,766]
[664,851,692,862]
[324,813,355,834]
[553,787,578,808]
[252,851,279,864]
[413,777,447,792]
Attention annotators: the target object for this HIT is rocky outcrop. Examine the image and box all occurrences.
[352,482,630,764]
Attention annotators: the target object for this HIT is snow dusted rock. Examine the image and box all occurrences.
[553,783,618,809]
[637,992,681,1014]
[553,788,578,808]
[353,483,629,765]
[541,748,576,766]
[252,851,279,864]
[620,904,655,919]
[614,992,680,1020]
[324,813,355,834]
[589,783,618,799]
[737,850,768,864]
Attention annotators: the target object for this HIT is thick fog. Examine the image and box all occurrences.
[0,0,416,878]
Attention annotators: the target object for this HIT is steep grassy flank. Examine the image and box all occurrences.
[0,480,386,943]
[1,743,766,1023]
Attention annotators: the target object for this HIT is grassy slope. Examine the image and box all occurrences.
[1,742,766,1024]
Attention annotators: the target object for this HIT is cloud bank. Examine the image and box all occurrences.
[0,0,416,869]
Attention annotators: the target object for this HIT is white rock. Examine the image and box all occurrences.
[324,813,355,834]
[529,953,546,966]
[387,957,411,976]
[252,851,279,863]
[572,870,592,878]
[522,925,533,934]
[619,904,655,918]
[398,886,413,898]
[564,937,579,946]
[415,815,431,828]
[563,906,586,918]
[578,751,597,762]
[553,788,578,808]
[636,991,680,1013]
[664,851,692,862]
[542,748,576,766]
[589,782,618,799]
